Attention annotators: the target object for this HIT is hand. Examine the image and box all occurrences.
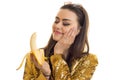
[54,28,78,56]
[30,54,51,76]
[30,32,51,76]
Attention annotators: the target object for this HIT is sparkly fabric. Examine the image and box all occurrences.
[23,53,46,80]
[23,53,98,80]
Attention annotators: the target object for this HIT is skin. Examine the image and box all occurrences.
[53,9,80,57]
[52,9,79,41]
[31,9,80,79]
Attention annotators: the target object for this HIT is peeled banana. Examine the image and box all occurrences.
[16,32,46,70]
[30,32,45,65]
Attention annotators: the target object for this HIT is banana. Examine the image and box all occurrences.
[16,32,46,70]
[30,32,45,65]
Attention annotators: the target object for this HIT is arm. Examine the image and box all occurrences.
[50,54,98,80]
[23,53,47,80]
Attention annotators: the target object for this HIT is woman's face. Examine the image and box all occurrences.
[52,9,80,41]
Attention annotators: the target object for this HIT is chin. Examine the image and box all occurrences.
[52,35,62,41]
[53,37,60,41]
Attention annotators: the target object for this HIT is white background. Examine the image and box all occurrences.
[0,0,120,80]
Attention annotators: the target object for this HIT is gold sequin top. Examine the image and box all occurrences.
[23,52,98,80]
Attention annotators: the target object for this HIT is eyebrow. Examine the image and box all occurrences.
[56,17,71,21]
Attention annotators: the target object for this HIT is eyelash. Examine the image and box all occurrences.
[54,20,70,26]
[63,23,70,26]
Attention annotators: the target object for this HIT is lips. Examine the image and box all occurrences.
[54,30,62,35]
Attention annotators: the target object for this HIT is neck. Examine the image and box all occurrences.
[63,50,69,60]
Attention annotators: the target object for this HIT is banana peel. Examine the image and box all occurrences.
[16,32,46,70]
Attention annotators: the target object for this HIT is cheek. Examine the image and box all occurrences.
[63,26,79,35]
[52,25,55,32]
[62,27,70,33]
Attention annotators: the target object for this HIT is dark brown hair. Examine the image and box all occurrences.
[44,3,89,64]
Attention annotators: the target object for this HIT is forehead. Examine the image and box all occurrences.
[56,9,78,21]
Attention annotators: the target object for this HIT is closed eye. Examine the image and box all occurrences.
[63,22,70,26]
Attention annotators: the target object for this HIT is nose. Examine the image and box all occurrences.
[55,22,62,29]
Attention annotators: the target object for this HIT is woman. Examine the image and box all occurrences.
[23,3,98,80]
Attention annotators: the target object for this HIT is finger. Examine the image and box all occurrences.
[65,28,76,39]
[67,28,77,44]
[70,28,77,39]
[67,28,73,37]
[63,28,73,38]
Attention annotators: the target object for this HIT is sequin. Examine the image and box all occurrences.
[23,53,98,80]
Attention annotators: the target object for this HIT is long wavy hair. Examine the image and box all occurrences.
[44,3,89,65]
